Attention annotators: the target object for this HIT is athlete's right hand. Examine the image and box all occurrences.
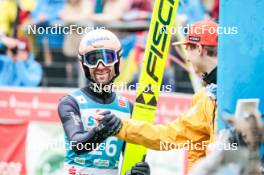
[94,111,122,139]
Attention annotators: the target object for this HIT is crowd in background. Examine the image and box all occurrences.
[0,0,219,93]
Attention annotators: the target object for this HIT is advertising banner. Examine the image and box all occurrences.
[0,121,29,175]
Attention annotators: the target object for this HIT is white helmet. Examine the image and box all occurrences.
[78,29,122,82]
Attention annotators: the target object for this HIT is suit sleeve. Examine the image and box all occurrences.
[58,95,102,154]
[116,92,211,151]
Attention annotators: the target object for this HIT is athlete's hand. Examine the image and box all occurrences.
[126,162,150,175]
[94,111,122,138]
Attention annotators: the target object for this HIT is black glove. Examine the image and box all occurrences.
[94,111,122,141]
[126,162,150,175]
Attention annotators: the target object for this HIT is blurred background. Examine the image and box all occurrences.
[0,0,219,92]
[0,0,219,175]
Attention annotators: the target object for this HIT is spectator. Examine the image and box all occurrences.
[122,0,153,21]
[0,55,13,86]
[29,0,65,48]
[31,0,65,24]
[28,0,66,86]
[177,0,207,24]
[0,0,17,36]
[0,0,34,37]
[129,0,153,12]
[92,0,153,22]
[0,36,42,86]
[91,0,129,22]
[59,0,93,23]
[59,0,94,86]
[202,0,219,20]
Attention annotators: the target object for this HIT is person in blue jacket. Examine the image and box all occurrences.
[0,36,42,86]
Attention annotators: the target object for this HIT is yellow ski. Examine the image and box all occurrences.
[121,0,180,174]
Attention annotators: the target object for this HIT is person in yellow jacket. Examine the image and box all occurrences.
[97,19,219,171]
[0,0,36,36]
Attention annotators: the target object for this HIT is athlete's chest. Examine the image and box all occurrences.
[71,90,131,131]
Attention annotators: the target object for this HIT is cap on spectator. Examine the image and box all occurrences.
[173,20,218,46]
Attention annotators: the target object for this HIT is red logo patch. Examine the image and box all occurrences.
[68,166,76,175]
[95,109,101,114]
[118,98,127,107]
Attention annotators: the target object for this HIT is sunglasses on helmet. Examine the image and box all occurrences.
[78,49,122,68]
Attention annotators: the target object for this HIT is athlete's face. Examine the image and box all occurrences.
[89,62,115,85]
[185,44,204,74]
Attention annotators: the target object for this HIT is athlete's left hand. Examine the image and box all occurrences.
[95,111,122,137]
